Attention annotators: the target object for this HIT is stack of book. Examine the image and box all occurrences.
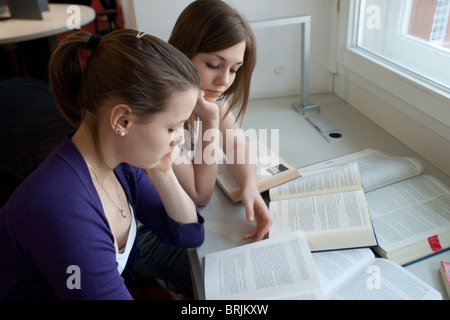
[207,148,450,300]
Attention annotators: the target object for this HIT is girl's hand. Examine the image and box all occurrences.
[194,90,220,121]
[240,185,272,241]
[145,145,199,225]
[148,146,180,176]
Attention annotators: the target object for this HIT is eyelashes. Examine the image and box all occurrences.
[206,63,219,70]
[206,63,238,74]
[169,121,188,133]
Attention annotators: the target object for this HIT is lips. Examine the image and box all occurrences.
[206,89,223,98]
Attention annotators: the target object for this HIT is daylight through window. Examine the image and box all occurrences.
[356,0,450,90]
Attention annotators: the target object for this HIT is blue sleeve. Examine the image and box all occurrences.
[121,166,204,248]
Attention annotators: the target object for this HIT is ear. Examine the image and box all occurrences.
[109,104,132,136]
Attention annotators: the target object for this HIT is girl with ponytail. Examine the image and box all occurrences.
[0,29,204,300]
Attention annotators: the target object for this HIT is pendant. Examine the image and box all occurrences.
[120,209,126,219]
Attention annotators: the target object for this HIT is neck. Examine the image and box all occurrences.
[72,121,117,178]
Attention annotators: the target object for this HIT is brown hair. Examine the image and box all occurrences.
[168,0,256,122]
[49,29,201,129]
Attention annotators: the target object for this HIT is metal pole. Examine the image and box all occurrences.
[250,15,320,115]
[291,19,320,115]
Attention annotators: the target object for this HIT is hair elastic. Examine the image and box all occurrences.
[136,31,146,39]
[87,34,101,52]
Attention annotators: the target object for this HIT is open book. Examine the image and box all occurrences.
[313,248,442,300]
[274,149,450,266]
[204,232,325,300]
[216,140,300,202]
[268,162,378,251]
[203,231,442,300]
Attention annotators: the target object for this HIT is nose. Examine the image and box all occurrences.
[215,70,231,87]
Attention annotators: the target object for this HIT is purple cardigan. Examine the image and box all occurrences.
[0,135,204,300]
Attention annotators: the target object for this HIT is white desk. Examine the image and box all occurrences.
[0,4,95,80]
[0,4,95,45]
[189,93,450,300]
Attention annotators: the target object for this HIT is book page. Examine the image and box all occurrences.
[216,140,299,202]
[269,190,376,251]
[299,149,424,192]
[312,248,375,298]
[367,174,450,255]
[269,190,372,236]
[204,232,324,300]
[330,258,442,300]
[269,162,362,201]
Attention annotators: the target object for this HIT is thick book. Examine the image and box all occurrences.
[276,148,450,266]
[313,248,442,300]
[440,261,450,298]
[216,140,300,202]
[203,231,442,300]
[204,232,325,300]
[269,162,378,252]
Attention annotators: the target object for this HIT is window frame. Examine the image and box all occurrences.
[356,0,449,90]
[336,0,450,130]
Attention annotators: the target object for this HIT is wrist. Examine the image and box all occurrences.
[200,114,220,129]
[146,166,175,182]
[242,179,258,192]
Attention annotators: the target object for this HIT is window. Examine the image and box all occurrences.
[335,0,450,179]
[430,0,450,44]
[356,0,450,90]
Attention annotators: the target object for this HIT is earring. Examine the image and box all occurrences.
[118,130,126,137]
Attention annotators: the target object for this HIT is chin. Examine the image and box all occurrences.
[205,96,218,103]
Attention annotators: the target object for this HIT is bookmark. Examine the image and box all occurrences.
[428,235,443,252]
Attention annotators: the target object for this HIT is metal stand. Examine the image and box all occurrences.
[251,15,320,115]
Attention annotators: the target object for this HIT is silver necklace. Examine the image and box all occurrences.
[85,160,127,219]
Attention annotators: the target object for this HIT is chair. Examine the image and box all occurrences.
[0,78,73,207]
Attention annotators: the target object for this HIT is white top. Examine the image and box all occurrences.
[0,4,95,45]
[183,99,225,160]
[184,117,201,161]
[116,204,137,275]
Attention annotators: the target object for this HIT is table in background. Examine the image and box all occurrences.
[189,93,450,300]
[0,4,95,80]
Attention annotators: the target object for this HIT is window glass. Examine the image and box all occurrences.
[356,0,450,90]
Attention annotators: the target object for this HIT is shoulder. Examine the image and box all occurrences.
[5,135,105,228]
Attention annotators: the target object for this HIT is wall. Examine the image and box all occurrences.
[127,0,335,99]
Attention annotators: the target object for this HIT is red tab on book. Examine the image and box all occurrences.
[428,235,443,252]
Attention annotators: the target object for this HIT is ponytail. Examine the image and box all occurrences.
[48,31,92,128]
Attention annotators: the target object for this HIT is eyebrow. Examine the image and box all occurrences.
[213,53,244,66]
